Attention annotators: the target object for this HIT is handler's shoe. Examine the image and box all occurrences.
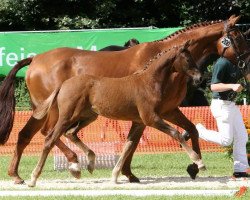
[233,172,250,178]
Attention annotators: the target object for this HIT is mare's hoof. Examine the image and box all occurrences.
[187,163,199,179]
[70,170,81,179]
[128,175,140,183]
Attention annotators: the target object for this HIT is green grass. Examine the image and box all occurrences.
[0,152,233,180]
[0,152,249,200]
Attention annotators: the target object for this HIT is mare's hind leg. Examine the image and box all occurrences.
[8,116,46,184]
[120,122,145,182]
[28,119,68,187]
[64,115,98,174]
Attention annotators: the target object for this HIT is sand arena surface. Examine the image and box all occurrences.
[0,176,250,190]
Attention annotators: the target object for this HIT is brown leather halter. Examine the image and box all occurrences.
[218,21,250,100]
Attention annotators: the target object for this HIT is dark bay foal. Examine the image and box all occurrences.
[29,41,205,187]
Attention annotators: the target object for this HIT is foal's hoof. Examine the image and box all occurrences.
[70,170,81,179]
[87,162,95,174]
[69,162,81,179]
[87,150,96,174]
[14,178,25,185]
[128,174,140,183]
[187,163,199,179]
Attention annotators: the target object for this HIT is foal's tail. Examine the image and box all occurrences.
[33,87,60,120]
[0,57,33,145]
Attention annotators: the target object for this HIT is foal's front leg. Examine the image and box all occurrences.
[112,122,145,183]
[121,122,146,182]
[163,108,202,158]
[141,112,205,179]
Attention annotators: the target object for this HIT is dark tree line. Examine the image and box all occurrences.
[0,0,249,31]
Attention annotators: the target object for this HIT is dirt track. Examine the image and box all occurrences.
[0,176,249,190]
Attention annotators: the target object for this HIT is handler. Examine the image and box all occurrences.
[195,56,249,178]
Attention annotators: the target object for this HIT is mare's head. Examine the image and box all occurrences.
[173,41,201,85]
[124,38,140,48]
[217,15,250,83]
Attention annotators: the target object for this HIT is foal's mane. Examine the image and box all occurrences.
[154,20,223,43]
[133,45,182,75]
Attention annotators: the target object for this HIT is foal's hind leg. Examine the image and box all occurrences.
[120,122,145,182]
[41,110,80,179]
[8,116,46,184]
[64,115,98,174]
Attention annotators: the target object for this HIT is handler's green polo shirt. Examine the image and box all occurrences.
[211,57,242,100]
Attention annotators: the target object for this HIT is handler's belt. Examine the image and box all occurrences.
[213,97,233,101]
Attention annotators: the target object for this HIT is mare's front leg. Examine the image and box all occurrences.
[112,122,145,183]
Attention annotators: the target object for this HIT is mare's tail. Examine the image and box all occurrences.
[33,87,60,120]
[0,57,33,145]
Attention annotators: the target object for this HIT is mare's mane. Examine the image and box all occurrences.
[154,20,223,43]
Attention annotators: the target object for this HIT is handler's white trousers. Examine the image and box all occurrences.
[196,99,249,172]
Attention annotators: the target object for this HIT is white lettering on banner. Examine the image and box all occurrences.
[90,46,97,51]
[0,47,37,67]
[0,45,97,68]
[6,53,18,66]
[0,47,6,66]
[77,45,97,51]
[27,53,36,57]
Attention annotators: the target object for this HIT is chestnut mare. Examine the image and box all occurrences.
[1,15,250,184]
[28,42,204,187]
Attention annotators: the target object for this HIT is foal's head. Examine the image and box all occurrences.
[173,41,202,85]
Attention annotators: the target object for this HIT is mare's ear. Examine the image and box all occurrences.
[228,15,236,20]
[228,15,241,26]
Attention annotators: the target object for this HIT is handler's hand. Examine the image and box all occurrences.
[231,84,243,92]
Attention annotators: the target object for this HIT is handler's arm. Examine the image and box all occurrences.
[210,83,243,92]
